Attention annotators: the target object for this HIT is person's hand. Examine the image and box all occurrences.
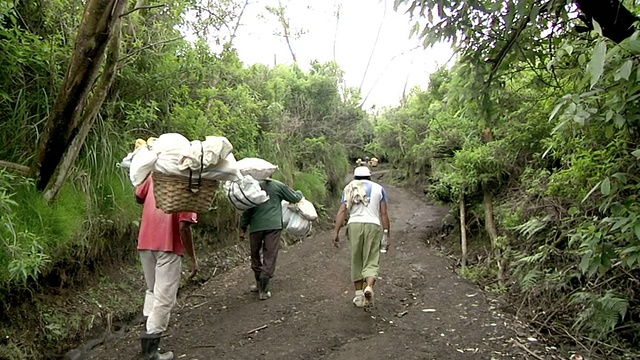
[332,230,340,248]
[382,234,391,253]
[188,256,198,279]
[239,231,246,240]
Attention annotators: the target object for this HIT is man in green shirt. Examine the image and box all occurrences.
[240,178,303,300]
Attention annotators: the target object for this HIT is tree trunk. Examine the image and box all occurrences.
[483,190,504,284]
[30,0,128,191]
[482,127,504,283]
[43,18,123,203]
[574,0,639,44]
[459,188,468,268]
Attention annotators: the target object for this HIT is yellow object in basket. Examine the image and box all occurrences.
[134,138,146,150]
[134,137,158,151]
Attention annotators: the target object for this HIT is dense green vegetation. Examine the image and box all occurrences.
[0,0,369,356]
[2,0,640,357]
[369,0,640,356]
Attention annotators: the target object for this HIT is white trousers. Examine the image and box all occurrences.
[139,250,182,334]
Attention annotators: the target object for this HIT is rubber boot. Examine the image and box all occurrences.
[259,272,271,300]
[249,272,260,293]
[140,333,174,360]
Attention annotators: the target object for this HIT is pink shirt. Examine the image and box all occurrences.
[136,176,197,256]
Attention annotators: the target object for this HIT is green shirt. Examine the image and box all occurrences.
[240,179,303,234]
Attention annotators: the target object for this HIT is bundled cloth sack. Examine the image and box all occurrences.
[128,145,158,187]
[236,158,278,180]
[294,197,318,221]
[179,136,233,171]
[282,200,313,237]
[119,137,158,169]
[343,180,369,210]
[224,175,269,211]
[121,133,242,186]
[155,149,241,182]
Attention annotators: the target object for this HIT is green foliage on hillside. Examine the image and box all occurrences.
[372,0,640,355]
[0,0,370,355]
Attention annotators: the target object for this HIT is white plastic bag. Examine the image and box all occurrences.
[286,211,312,237]
[224,175,269,211]
[236,158,278,180]
[282,200,294,227]
[282,200,312,236]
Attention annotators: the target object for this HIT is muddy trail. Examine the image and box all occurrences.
[84,176,561,360]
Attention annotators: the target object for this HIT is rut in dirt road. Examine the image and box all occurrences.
[87,180,557,360]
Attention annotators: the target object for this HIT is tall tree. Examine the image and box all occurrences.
[29,0,128,191]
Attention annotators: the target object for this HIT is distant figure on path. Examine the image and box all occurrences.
[332,166,391,309]
[240,178,303,300]
[135,175,198,360]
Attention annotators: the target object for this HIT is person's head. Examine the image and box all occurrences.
[353,166,371,180]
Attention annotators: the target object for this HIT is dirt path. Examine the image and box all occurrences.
[86,179,559,360]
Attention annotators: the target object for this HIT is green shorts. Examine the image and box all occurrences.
[347,222,382,281]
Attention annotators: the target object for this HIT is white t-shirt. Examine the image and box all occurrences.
[341,180,388,226]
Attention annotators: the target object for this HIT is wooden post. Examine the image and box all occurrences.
[459,188,467,268]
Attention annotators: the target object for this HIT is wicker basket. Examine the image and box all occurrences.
[152,172,219,213]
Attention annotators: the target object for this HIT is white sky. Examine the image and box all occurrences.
[207,0,455,110]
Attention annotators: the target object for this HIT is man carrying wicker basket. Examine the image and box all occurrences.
[135,175,198,360]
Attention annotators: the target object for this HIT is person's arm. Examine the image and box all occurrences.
[380,187,390,246]
[135,177,151,204]
[332,203,348,247]
[239,208,253,239]
[332,186,349,247]
[180,220,198,278]
[277,182,303,203]
[380,201,390,232]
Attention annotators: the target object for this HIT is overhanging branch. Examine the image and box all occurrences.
[120,4,166,18]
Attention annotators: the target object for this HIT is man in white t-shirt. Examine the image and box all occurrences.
[332,166,391,309]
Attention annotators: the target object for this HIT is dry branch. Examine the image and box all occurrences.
[246,324,268,334]
[0,160,29,174]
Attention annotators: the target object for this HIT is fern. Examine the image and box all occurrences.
[570,291,628,337]
[513,216,550,239]
[520,269,541,292]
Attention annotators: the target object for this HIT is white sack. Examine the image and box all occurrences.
[129,146,158,187]
[286,211,312,237]
[148,133,190,153]
[179,136,233,171]
[154,153,242,182]
[282,200,294,227]
[236,158,278,180]
[119,149,136,169]
[295,198,318,221]
[224,175,269,211]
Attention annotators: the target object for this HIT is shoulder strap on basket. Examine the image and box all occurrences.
[188,141,205,193]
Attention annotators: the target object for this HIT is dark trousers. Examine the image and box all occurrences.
[250,230,282,277]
